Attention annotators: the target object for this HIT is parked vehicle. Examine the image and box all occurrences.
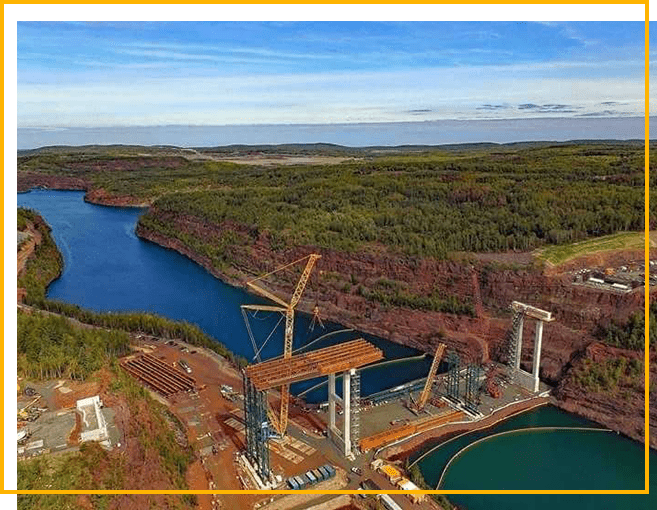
[177,359,192,373]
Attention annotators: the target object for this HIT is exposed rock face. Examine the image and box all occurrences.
[139,211,654,447]
[555,342,656,448]
[85,188,148,207]
[18,173,148,207]
[137,209,649,384]
[17,172,88,193]
[16,181,653,445]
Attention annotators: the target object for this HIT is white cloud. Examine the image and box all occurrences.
[18,62,647,128]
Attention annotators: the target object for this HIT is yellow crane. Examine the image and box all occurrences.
[241,253,321,436]
[416,343,446,411]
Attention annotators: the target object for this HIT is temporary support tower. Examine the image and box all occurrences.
[446,351,460,401]
[243,372,270,482]
[504,308,525,369]
[464,364,482,411]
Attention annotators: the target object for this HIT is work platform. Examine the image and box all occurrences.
[359,408,465,452]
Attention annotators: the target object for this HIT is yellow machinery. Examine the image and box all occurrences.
[416,343,446,411]
[241,254,321,436]
[17,396,41,421]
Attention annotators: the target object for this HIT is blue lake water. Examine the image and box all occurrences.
[17,189,432,401]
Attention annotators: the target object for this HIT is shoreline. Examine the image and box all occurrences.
[382,397,551,464]
[17,184,651,451]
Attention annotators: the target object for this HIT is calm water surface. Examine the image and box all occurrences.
[414,405,655,509]
[17,189,431,399]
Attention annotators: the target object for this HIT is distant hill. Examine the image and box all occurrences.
[18,138,649,158]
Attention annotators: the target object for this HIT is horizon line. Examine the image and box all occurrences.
[17,115,651,132]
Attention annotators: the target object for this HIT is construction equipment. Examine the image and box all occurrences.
[414,343,446,412]
[446,351,461,401]
[464,363,482,410]
[17,396,41,421]
[309,303,324,331]
[359,409,465,452]
[242,254,321,436]
[486,367,502,399]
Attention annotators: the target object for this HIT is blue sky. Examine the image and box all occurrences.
[17,21,648,128]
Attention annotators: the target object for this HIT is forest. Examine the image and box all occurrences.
[17,208,63,301]
[595,303,657,351]
[17,312,130,381]
[18,142,651,259]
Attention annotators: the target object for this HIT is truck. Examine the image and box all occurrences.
[318,466,330,480]
[380,494,403,510]
[323,464,336,479]
[177,359,192,374]
[294,476,306,489]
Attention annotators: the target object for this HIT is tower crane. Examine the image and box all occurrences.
[241,253,321,436]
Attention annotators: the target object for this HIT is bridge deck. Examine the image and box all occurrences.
[245,338,382,390]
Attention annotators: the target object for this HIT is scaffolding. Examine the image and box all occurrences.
[504,308,524,370]
[464,364,482,411]
[350,369,361,450]
[243,339,383,467]
[446,351,460,401]
[243,372,271,482]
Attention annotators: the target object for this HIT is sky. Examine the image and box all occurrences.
[17,20,650,130]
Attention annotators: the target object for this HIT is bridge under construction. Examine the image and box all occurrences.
[243,338,382,481]
[238,253,554,485]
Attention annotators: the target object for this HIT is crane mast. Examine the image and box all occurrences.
[278,254,320,435]
[243,253,321,436]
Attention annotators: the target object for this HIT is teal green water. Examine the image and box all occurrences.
[414,405,655,509]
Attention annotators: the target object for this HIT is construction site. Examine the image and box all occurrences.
[19,253,556,510]
[119,254,555,510]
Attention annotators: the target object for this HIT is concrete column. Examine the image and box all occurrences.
[532,320,544,392]
[514,316,524,370]
[328,372,336,431]
[342,370,351,456]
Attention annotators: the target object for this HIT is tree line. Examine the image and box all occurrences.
[18,311,131,380]
[125,143,647,259]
